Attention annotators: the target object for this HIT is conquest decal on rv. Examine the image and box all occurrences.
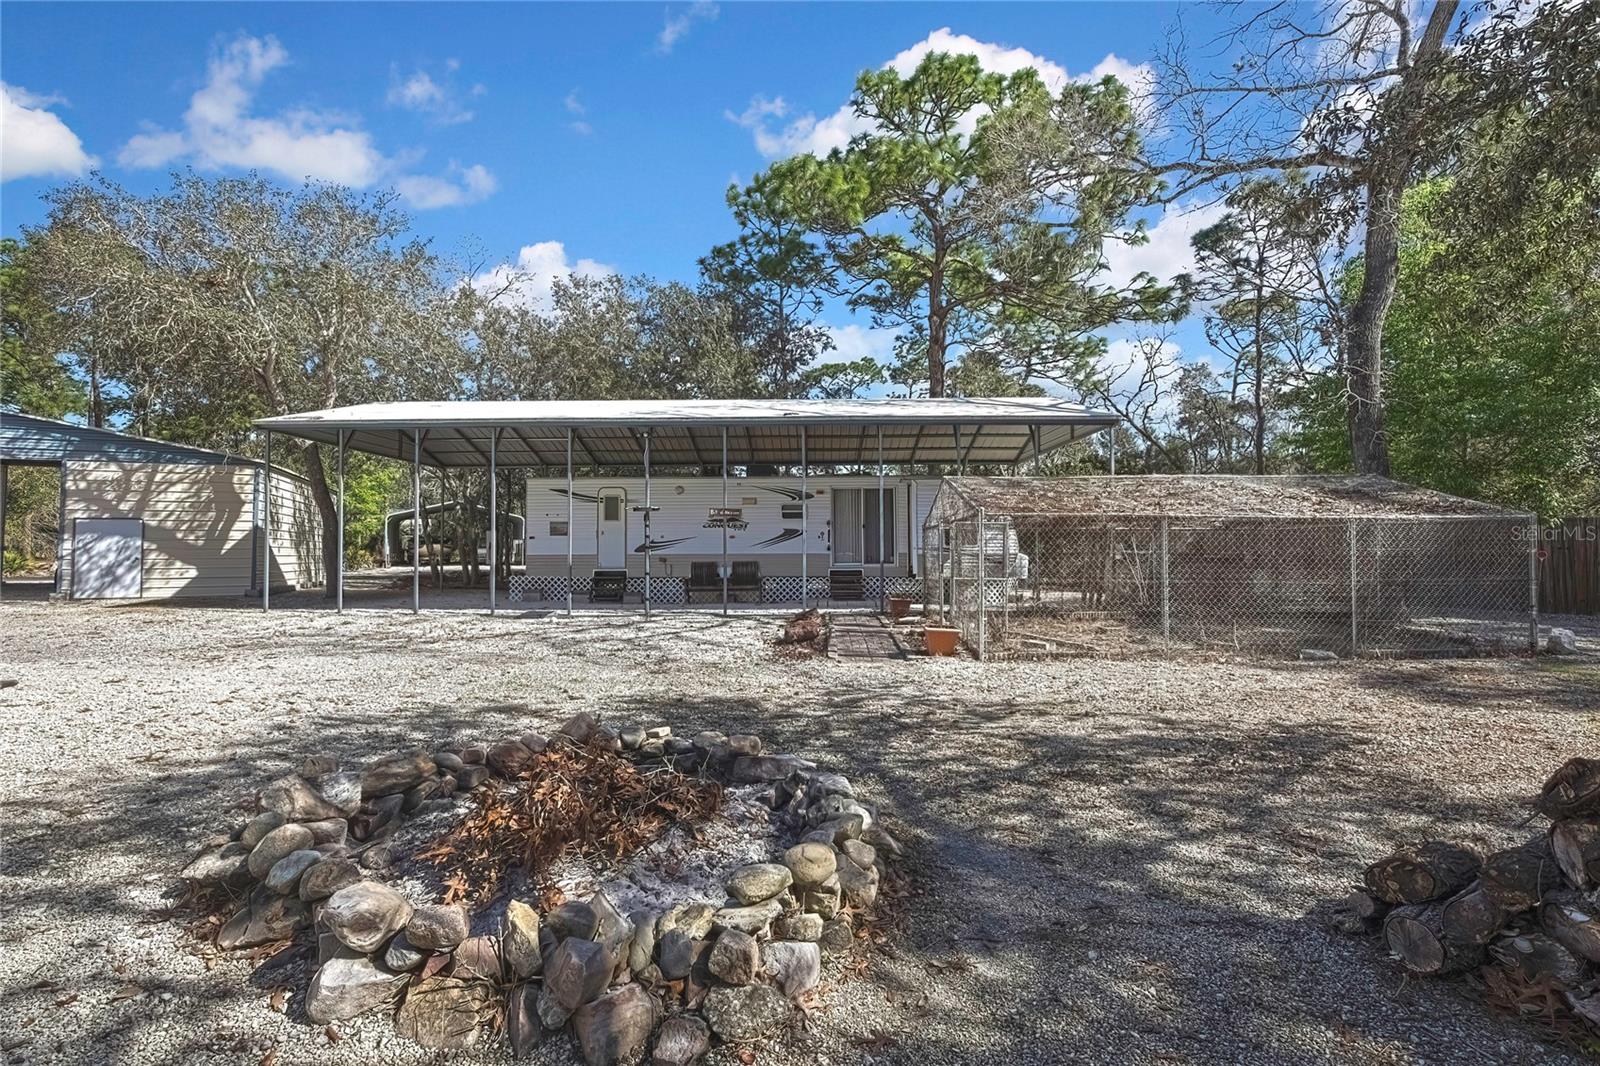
[750,528,802,548]
[548,488,601,502]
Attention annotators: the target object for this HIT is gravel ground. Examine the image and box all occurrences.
[2,596,1597,1066]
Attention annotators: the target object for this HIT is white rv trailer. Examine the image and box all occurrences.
[523,473,930,578]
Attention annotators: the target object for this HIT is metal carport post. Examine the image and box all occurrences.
[488,428,498,616]
[800,426,808,610]
[566,428,574,617]
[336,429,345,613]
[262,429,271,612]
[877,424,886,613]
[412,429,422,614]
[721,427,729,616]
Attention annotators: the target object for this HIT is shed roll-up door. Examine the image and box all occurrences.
[73,518,143,598]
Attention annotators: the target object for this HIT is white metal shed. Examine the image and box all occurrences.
[0,411,322,600]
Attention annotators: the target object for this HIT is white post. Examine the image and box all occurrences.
[643,429,652,621]
[721,427,729,616]
[1109,431,1117,475]
[566,428,574,617]
[800,426,808,610]
[412,429,421,614]
[876,424,886,613]
[263,429,272,612]
[336,430,345,614]
[489,429,498,616]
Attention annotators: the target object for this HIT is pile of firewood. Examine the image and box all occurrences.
[1342,757,1600,1040]
[776,608,825,649]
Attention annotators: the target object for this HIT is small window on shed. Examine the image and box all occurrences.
[549,521,569,537]
[780,503,803,520]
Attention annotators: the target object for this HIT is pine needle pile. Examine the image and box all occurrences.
[417,739,724,907]
[1339,757,1600,1054]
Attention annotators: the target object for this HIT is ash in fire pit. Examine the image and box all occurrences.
[175,712,904,1064]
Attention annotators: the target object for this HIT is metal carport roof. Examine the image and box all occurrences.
[254,397,1118,468]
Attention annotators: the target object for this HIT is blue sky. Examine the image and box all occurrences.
[2,1,1226,383]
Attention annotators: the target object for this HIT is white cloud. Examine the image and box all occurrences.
[387,64,477,125]
[565,90,592,136]
[117,35,494,209]
[733,28,1153,158]
[118,34,386,184]
[394,162,497,209]
[471,241,615,311]
[657,1,719,54]
[1102,200,1227,289]
[1,82,97,181]
[824,323,899,365]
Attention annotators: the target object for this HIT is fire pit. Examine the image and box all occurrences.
[175,712,904,1063]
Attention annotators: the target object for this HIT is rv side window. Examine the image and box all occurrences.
[549,521,569,537]
[780,504,803,520]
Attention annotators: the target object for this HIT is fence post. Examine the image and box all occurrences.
[1528,519,1540,653]
[1160,517,1171,642]
[977,507,988,660]
[1348,518,1359,655]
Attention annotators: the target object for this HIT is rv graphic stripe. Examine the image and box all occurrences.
[750,528,802,548]
[634,537,697,553]
[548,488,600,502]
[755,486,817,501]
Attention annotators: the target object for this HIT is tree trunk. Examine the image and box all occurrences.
[1364,840,1481,904]
[1480,835,1562,911]
[1540,890,1600,964]
[927,261,947,398]
[1439,882,1507,946]
[1344,173,1399,477]
[301,443,340,600]
[1490,931,1590,988]
[1536,757,1600,819]
[1342,0,1461,477]
[1384,903,1485,975]
[1549,817,1600,890]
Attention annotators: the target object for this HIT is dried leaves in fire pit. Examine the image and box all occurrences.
[417,739,723,906]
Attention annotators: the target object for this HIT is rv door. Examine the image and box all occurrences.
[596,489,627,568]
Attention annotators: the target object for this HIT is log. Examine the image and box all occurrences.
[1539,889,1600,964]
[1549,818,1600,890]
[1489,930,1591,988]
[1332,888,1389,935]
[1439,882,1508,947]
[1479,835,1562,911]
[1364,841,1482,905]
[1383,903,1487,976]
[1536,757,1600,819]
[1344,888,1389,924]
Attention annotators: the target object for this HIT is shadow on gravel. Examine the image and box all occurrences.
[4,672,1589,1065]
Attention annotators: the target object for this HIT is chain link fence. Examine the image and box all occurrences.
[922,509,1537,660]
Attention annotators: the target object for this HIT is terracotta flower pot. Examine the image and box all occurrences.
[887,595,912,620]
[923,626,961,656]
